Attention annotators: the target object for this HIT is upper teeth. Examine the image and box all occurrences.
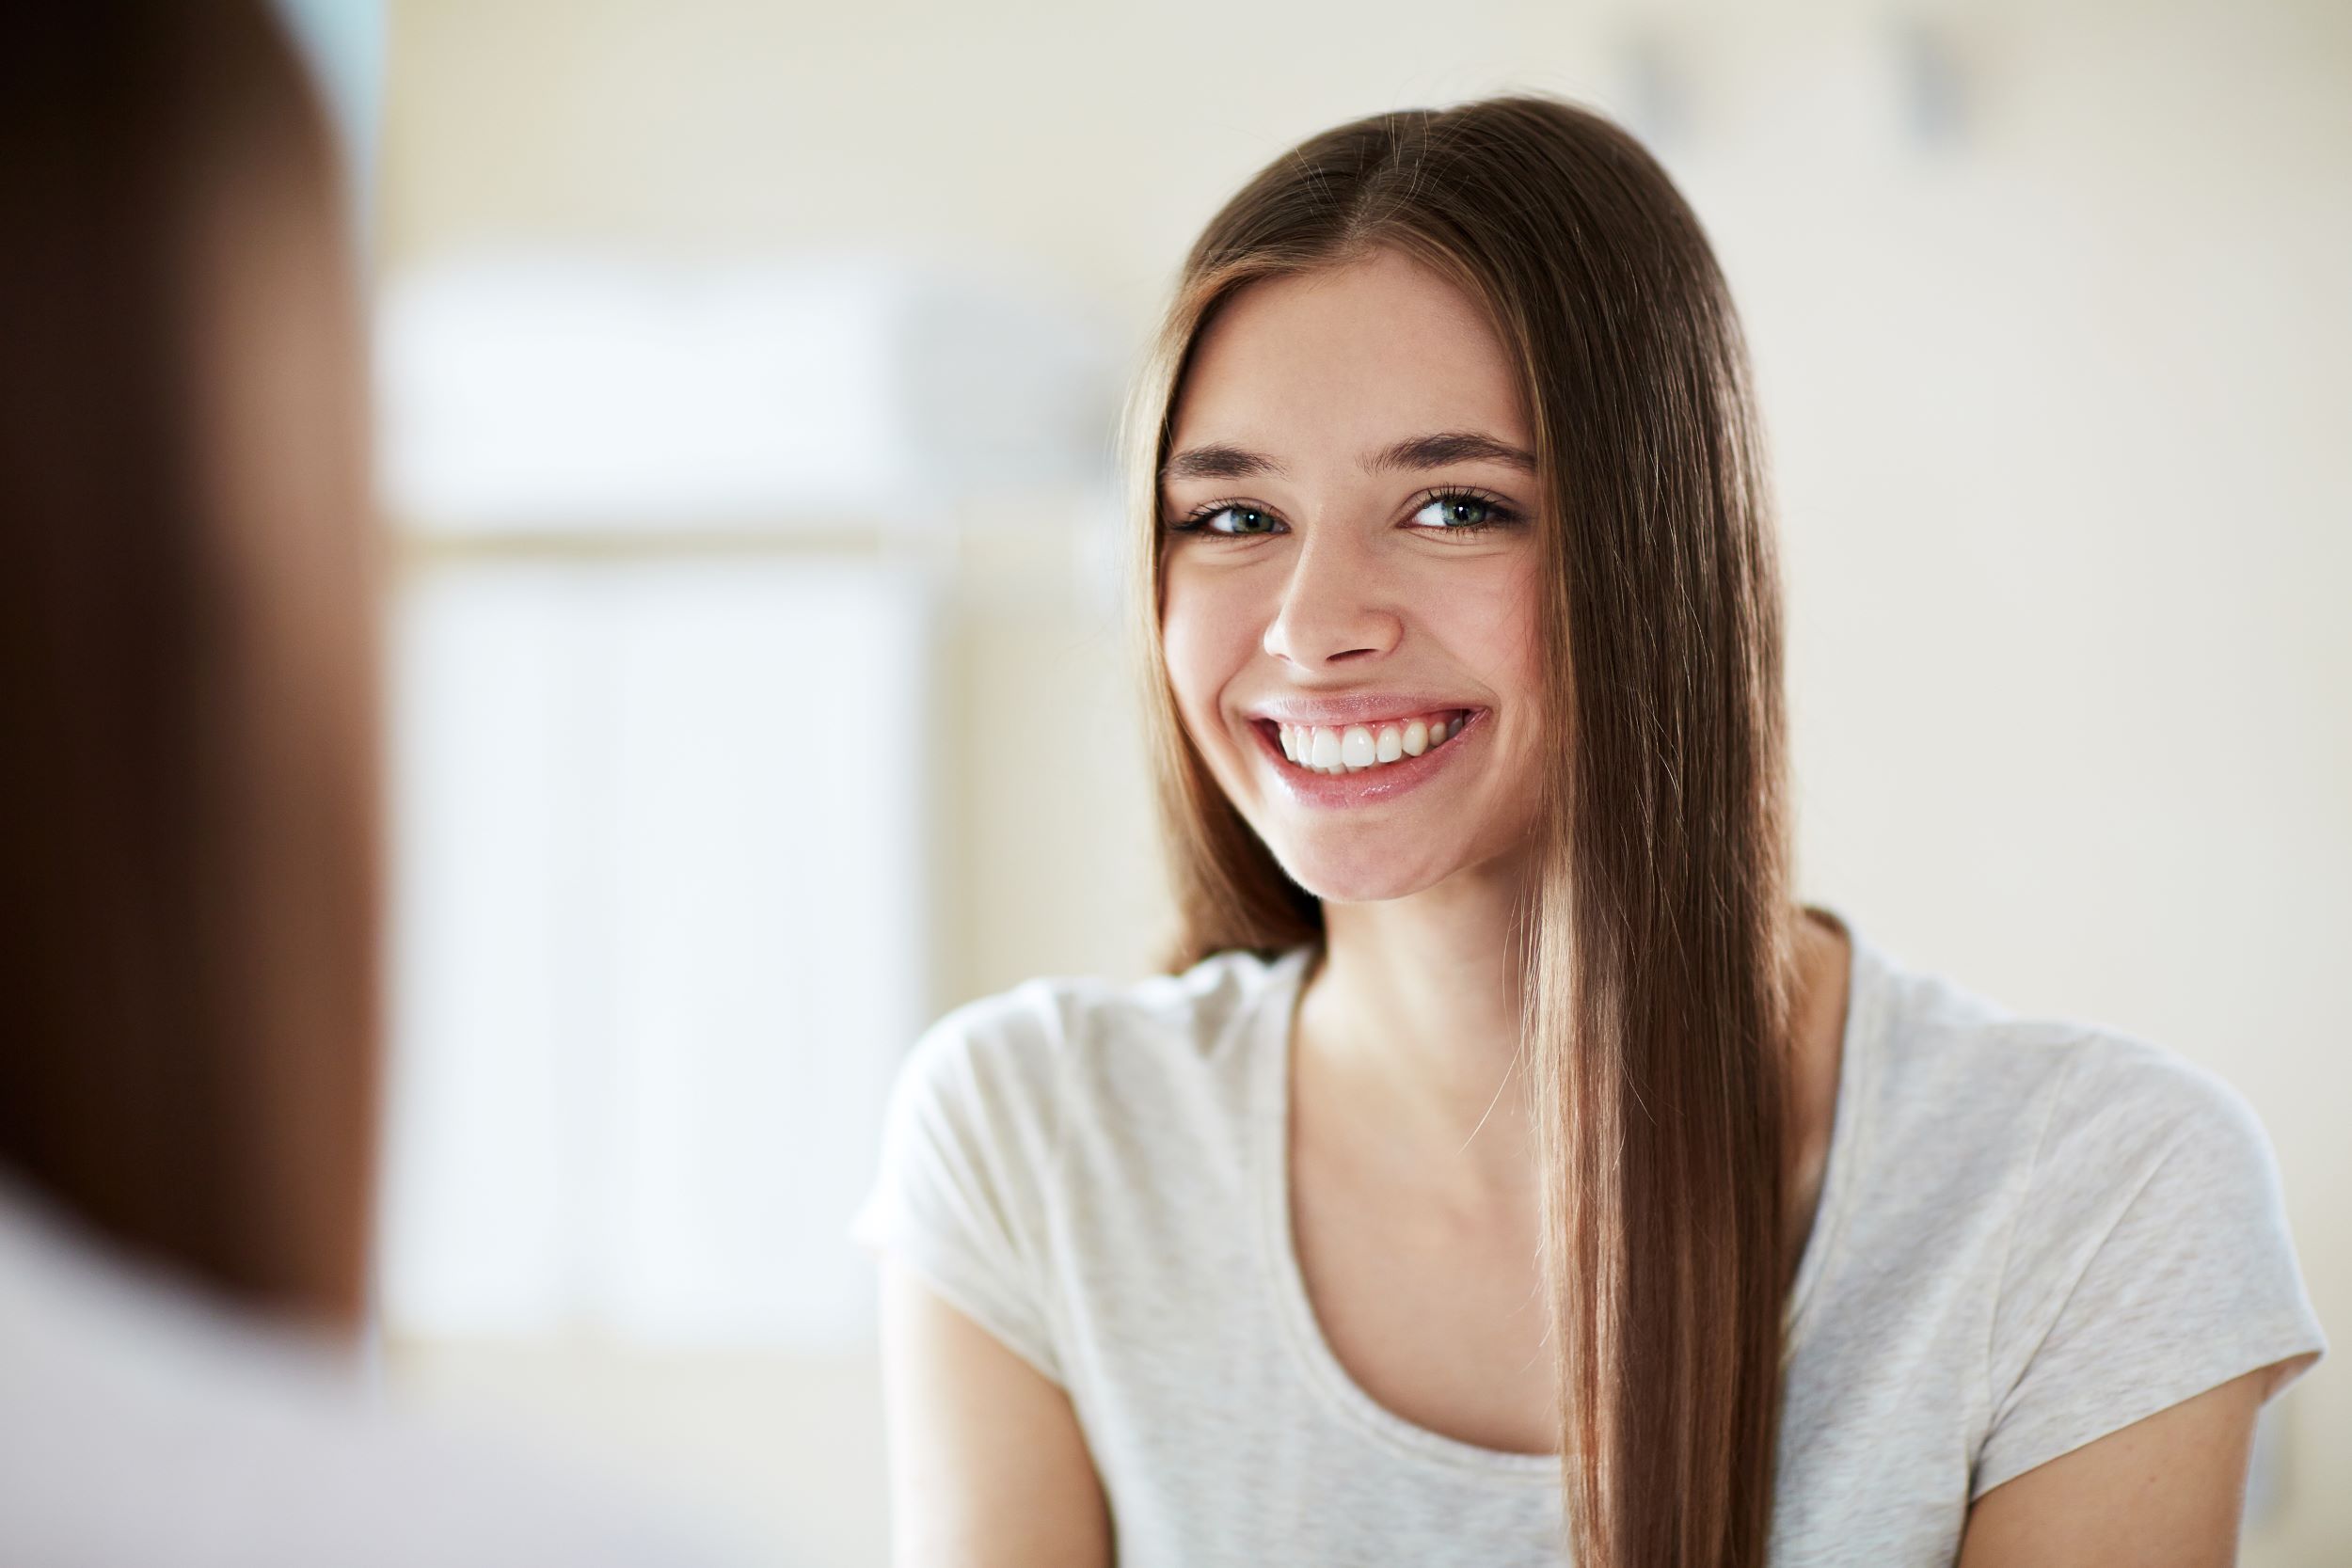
[1275,715,1464,774]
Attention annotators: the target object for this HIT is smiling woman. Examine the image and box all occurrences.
[850,93,2326,1568]
[1155,253,1549,900]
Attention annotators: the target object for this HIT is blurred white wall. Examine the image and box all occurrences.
[376,2,2350,1563]
[384,558,933,1346]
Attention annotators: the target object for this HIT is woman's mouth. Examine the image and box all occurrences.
[1263,708,1471,774]
[1245,707,1484,808]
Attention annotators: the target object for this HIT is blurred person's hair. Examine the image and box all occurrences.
[1124,96,1795,1568]
[0,1,380,1329]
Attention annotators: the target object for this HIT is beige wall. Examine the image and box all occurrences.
[379,2,2350,1561]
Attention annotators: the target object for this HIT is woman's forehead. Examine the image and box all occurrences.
[1167,252,1531,469]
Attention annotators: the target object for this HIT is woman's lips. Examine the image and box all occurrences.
[1247,707,1486,808]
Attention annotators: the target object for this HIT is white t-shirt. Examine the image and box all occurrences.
[850,903,2328,1565]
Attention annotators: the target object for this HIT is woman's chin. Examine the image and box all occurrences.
[1267,841,1462,907]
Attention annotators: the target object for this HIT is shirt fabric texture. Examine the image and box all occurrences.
[850,903,2329,1565]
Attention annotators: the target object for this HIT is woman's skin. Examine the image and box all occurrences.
[1158,245,1852,1454]
[880,242,2271,1568]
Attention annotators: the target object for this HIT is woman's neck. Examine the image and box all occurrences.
[1294,859,1539,1204]
[1294,879,1849,1215]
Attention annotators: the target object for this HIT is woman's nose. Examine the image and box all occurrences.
[1261,531,1402,668]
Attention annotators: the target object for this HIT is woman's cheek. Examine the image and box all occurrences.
[1161,572,1254,698]
[1432,561,1543,702]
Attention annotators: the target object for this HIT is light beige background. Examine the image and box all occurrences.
[375,1,2349,1562]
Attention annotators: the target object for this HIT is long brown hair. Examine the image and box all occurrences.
[0,1,381,1328]
[1124,96,1801,1567]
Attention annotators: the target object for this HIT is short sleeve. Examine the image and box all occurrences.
[1971,1054,2328,1499]
[850,995,1067,1386]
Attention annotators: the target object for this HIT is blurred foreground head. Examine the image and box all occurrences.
[0,1,379,1329]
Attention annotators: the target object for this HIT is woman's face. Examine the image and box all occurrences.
[1158,246,1548,905]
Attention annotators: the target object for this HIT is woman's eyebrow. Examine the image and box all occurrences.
[1370,430,1537,475]
[1160,430,1536,483]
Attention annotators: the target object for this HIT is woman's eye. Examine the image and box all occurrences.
[1203,506,1279,535]
[1412,493,1503,530]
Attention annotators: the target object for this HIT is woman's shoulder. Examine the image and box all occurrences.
[879,945,1311,1149]
[1834,927,2324,1393]
[909,945,1307,1079]
[1859,932,2273,1179]
[1860,949,2328,1472]
[1811,929,2328,1501]
[853,946,1311,1338]
[1845,930,2314,1360]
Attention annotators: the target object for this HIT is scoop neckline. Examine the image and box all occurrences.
[1249,900,1881,1479]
